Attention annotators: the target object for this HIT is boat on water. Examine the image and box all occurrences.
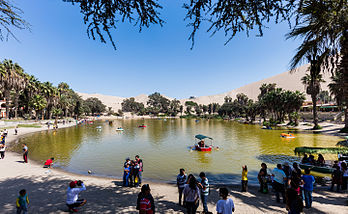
[281,133,295,138]
[194,134,213,152]
[299,163,334,174]
[116,128,124,131]
[262,126,272,130]
[96,126,102,129]
[294,146,348,173]
[138,125,147,128]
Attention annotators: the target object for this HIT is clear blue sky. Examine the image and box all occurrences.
[0,0,301,99]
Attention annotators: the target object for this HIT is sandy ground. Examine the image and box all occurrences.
[0,122,347,213]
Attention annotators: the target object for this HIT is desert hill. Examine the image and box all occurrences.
[78,64,333,111]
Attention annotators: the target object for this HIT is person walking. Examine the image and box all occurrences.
[22,144,28,163]
[136,184,155,214]
[216,187,235,214]
[176,168,187,206]
[66,180,87,212]
[302,169,315,209]
[16,189,29,214]
[272,164,287,203]
[183,176,200,214]
[198,172,209,213]
[0,144,5,159]
[241,165,248,192]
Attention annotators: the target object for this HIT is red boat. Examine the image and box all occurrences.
[194,134,214,152]
[195,145,212,151]
[138,125,147,128]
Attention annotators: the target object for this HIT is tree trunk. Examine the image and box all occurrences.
[4,90,10,119]
[14,95,19,118]
[341,31,348,132]
[312,93,319,129]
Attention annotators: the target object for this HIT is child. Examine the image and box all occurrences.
[16,189,29,214]
[123,163,131,187]
[216,187,235,214]
[43,157,54,168]
[241,165,248,192]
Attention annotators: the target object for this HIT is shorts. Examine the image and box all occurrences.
[67,199,85,208]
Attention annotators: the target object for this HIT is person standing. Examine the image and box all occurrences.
[285,188,303,214]
[22,144,28,163]
[302,169,315,209]
[0,144,5,159]
[330,165,342,192]
[66,180,87,212]
[198,172,209,213]
[341,162,348,190]
[272,164,287,203]
[176,168,187,206]
[241,165,248,192]
[135,155,143,186]
[216,187,235,214]
[16,189,29,214]
[183,176,200,214]
[258,163,269,193]
[136,184,155,214]
[123,163,131,187]
[15,126,18,135]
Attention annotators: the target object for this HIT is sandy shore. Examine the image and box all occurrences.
[0,122,347,213]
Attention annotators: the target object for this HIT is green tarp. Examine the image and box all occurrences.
[294,146,348,155]
[195,134,213,140]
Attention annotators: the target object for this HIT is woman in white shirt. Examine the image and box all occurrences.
[183,176,200,214]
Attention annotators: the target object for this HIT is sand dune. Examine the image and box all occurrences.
[78,64,333,110]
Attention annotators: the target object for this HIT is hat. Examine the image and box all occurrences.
[69,181,77,188]
[283,161,289,166]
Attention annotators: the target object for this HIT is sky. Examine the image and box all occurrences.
[0,0,302,99]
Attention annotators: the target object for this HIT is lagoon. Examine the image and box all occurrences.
[12,119,340,184]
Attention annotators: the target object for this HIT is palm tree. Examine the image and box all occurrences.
[0,59,22,119]
[29,94,47,120]
[329,71,344,107]
[301,72,325,129]
[287,0,348,132]
[12,65,28,118]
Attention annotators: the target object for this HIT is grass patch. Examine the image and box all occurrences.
[17,124,42,128]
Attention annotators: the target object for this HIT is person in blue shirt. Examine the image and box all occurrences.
[272,164,287,203]
[302,168,315,208]
[123,163,131,187]
[198,172,210,213]
[176,168,187,206]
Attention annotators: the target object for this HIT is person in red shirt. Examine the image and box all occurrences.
[43,157,54,168]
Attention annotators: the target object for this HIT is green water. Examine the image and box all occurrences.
[12,119,340,184]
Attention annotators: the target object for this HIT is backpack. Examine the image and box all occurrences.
[139,197,153,214]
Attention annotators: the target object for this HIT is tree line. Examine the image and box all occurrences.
[218,84,306,125]
[0,59,106,120]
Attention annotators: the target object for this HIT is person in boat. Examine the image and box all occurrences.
[198,140,205,148]
[317,154,325,166]
[308,155,316,165]
[301,154,309,164]
[258,163,269,193]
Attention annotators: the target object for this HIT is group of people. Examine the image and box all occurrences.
[301,153,325,166]
[331,158,348,192]
[176,169,235,214]
[257,162,316,213]
[123,155,144,187]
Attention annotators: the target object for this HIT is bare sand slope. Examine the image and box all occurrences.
[78,64,333,111]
